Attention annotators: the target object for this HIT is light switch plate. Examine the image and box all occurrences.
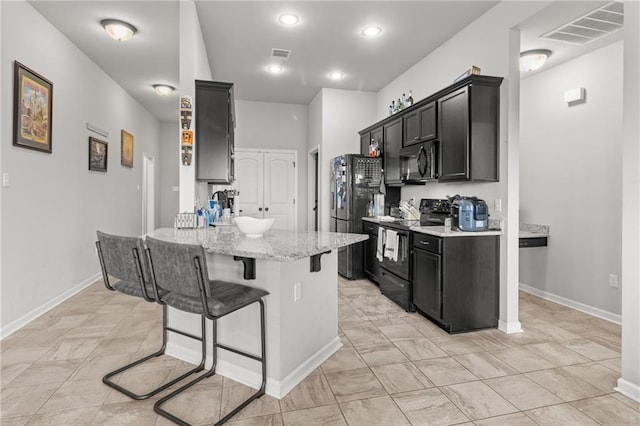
[2,173,9,187]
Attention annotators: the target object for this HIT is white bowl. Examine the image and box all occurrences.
[234,216,275,238]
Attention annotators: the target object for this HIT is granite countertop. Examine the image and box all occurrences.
[411,226,502,237]
[146,227,367,261]
[520,223,550,238]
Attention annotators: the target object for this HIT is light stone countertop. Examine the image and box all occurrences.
[520,223,550,238]
[146,227,367,261]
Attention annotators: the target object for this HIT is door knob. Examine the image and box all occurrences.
[258,207,263,211]
[265,207,269,212]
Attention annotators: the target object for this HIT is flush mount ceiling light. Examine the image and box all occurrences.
[520,49,552,72]
[266,64,284,74]
[361,25,382,37]
[152,84,175,96]
[278,13,299,26]
[101,19,137,42]
[328,71,345,80]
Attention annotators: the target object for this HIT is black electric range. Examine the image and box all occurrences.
[419,198,452,225]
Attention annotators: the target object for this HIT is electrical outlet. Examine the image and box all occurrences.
[294,282,302,301]
[2,173,9,188]
[494,198,502,212]
[609,274,619,288]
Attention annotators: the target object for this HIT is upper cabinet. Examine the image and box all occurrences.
[358,75,502,185]
[195,80,235,184]
[403,102,436,147]
[438,80,500,182]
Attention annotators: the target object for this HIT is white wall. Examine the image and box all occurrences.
[374,2,548,332]
[234,100,309,230]
[318,89,377,232]
[159,122,179,227]
[519,42,623,316]
[307,91,323,231]
[619,0,640,402]
[0,1,161,335]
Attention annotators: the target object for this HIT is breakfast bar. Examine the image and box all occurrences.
[145,227,367,399]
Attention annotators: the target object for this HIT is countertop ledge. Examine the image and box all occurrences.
[520,223,550,238]
[146,227,367,261]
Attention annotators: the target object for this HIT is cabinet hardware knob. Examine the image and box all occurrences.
[265,207,269,212]
[259,207,263,211]
[420,241,430,245]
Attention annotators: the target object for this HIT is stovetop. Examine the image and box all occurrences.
[378,219,420,231]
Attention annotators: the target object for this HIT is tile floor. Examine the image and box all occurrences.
[1,276,638,425]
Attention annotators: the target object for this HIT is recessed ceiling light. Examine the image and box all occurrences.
[520,49,552,72]
[278,13,299,26]
[152,84,175,96]
[101,19,137,42]
[328,71,345,80]
[361,25,382,37]
[267,64,284,74]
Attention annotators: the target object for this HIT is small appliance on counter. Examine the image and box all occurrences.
[450,195,489,232]
[419,198,452,226]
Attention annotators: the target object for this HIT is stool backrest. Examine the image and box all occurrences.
[145,237,209,299]
[96,231,149,287]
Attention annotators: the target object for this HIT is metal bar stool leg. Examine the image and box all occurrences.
[102,306,207,400]
[153,299,267,426]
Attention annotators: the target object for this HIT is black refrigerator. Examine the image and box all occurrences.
[330,154,383,279]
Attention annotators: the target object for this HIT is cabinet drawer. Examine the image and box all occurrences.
[363,221,379,235]
[413,233,442,253]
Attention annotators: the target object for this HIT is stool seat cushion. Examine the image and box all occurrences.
[113,279,168,300]
[162,280,268,317]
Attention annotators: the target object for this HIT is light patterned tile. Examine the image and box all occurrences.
[356,343,409,367]
[68,354,133,382]
[39,338,102,362]
[413,357,477,386]
[376,323,423,341]
[489,346,555,373]
[524,403,599,425]
[38,378,111,412]
[473,412,537,426]
[392,388,469,426]
[28,406,101,425]
[6,359,82,388]
[279,375,335,413]
[562,362,619,392]
[571,395,640,425]
[525,342,589,366]
[227,413,284,426]
[610,392,640,412]
[325,367,386,403]
[562,338,620,361]
[340,396,410,426]
[440,381,518,420]
[393,338,448,361]
[281,405,345,426]
[525,368,605,402]
[0,416,30,426]
[341,326,389,347]
[221,384,280,421]
[320,347,366,374]
[1,364,31,389]
[371,362,433,394]
[484,374,562,410]
[91,399,159,425]
[453,352,517,379]
[0,382,60,418]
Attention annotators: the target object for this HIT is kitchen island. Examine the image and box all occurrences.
[145,227,367,399]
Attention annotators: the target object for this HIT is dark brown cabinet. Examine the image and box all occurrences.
[412,232,499,333]
[383,118,402,185]
[403,102,436,147]
[362,221,381,283]
[360,126,383,158]
[195,80,235,184]
[438,80,500,182]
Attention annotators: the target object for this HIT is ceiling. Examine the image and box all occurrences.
[27,1,624,124]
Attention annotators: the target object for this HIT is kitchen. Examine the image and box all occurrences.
[0,1,639,425]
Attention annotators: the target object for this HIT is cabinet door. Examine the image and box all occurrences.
[360,132,370,156]
[235,152,263,218]
[371,126,383,156]
[403,110,419,147]
[364,234,381,282]
[195,81,233,183]
[418,102,436,141]
[383,118,402,184]
[264,152,295,231]
[438,87,469,181]
[412,248,442,321]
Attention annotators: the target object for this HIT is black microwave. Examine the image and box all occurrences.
[400,141,437,183]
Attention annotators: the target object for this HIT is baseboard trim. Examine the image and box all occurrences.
[519,283,621,324]
[615,378,640,403]
[0,272,101,340]
[166,337,343,399]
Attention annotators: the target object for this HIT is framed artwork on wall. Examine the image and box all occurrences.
[13,61,53,153]
[89,137,108,172]
[121,129,134,168]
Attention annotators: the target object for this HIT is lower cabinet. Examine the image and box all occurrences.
[362,221,381,283]
[411,232,499,333]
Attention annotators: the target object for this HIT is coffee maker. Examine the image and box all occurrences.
[211,189,239,215]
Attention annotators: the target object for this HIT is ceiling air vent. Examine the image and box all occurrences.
[541,1,624,46]
[271,48,292,60]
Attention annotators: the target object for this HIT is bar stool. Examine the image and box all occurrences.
[144,236,268,426]
[95,231,207,400]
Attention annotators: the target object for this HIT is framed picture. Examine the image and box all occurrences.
[89,137,108,172]
[121,130,134,168]
[13,61,53,153]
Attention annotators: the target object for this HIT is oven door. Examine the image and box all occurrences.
[380,229,410,281]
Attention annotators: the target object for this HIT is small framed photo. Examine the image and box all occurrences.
[89,137,108,172]
[121,129,134,168]
[13,61,53,153]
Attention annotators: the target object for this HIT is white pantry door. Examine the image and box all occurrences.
[235,150,296,231]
